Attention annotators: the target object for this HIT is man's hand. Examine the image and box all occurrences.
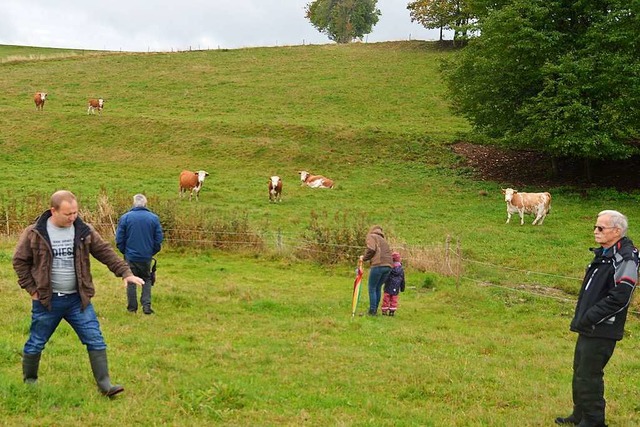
[123,275,145,287]
[31,291,39,301]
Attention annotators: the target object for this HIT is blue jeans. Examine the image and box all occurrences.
[24,293,107,354]
[368,266,391,314]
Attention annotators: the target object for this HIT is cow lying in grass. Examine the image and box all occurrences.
[299,171,334,189]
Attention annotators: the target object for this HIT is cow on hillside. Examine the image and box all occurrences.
[502,188,552,225]
[269,176,282,202]
[299,171,334,189]
[34,92,47,111]
[179,170,209,201]
[87,98,105,115]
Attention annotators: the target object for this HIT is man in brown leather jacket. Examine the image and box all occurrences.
[13,190,144,397]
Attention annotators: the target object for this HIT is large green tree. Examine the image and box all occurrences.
[444,0,640,175]
[306,0,381,43]
[406,0,471,41]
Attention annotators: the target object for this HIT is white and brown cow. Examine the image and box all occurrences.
[179,170,209,201]
[269,176,283,202]
[502,188,552,225]
[87,98,105,115]
[299,170,334,189]
[34,92,47,111]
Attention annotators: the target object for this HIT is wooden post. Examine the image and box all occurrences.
[276,229,283,252]
[456,238,461,290]
[445,235,451,273]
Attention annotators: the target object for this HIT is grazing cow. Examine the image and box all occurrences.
[502,188,552,225]
[179,170,209,201]
[298,170,334,189]
[87,98,105,115]
[268,176,283,202]
[34,92,47,111]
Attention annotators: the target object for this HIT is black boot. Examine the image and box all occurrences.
[22,352,41,384]
[555,414,580,425]
[88,350,124,397]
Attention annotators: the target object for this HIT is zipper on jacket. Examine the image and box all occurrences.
[584,268,598,291]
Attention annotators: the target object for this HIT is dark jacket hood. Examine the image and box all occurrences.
[34,209,91,242]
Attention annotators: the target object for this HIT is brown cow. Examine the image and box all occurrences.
[502,188,552,225]
[269,176,282,202]
[298,170,334,189]
[34,92,47,111]
[179,170,209,201]
[87,98,105,115]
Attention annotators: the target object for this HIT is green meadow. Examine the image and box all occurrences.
[0,42,639,426]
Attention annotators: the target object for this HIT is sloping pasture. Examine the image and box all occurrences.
[0,42,639,425]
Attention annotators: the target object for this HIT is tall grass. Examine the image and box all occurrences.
[296,210,370,264]
[0,188,462,274]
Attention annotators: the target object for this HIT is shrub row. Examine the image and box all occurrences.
[0,190,457,274]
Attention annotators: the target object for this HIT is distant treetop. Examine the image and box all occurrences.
[305,0,381,44]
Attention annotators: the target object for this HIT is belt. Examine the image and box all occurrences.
[54,292,73,297]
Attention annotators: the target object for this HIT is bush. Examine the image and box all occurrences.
[296,210,370,265]
[421,273,438,289]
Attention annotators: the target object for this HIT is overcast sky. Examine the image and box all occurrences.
[1,0,447,52]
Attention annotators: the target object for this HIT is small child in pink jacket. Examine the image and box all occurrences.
[381,252,405,316]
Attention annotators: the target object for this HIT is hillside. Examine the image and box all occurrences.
[2,40,640,280]
[0,41,468,244]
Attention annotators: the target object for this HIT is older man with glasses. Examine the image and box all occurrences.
[556,210,638,426]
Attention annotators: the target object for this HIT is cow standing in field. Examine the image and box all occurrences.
[502,188,552,225]
[87,98,105,115]
[269,176,282,202]
[34,92,47,111]
[179,170,209,201]
[299,170,334,189]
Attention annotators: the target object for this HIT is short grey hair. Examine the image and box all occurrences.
[133,194,147,208]
[598,210,628,236]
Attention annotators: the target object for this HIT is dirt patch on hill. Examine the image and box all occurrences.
[452,142,640,191]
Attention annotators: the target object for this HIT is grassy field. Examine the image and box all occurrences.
[0,42,639,426]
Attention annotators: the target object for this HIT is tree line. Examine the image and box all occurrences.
[306,0,640,180]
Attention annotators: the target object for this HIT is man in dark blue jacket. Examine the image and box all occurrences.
[116,194,163,314]
[556,210,638,427]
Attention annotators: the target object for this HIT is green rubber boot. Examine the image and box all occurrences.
[22,352,41,384]
[88,350,124,397]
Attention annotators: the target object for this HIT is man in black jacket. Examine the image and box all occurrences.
[556,210,638,426]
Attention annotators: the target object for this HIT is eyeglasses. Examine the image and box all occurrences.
[594,225,617,232]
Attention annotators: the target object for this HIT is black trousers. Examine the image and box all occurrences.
[571,335,616,426]
[126,260,152,312]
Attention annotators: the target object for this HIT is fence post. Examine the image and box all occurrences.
[456,238,461,290]
[276,229,283,252]
[445,235,451,271]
